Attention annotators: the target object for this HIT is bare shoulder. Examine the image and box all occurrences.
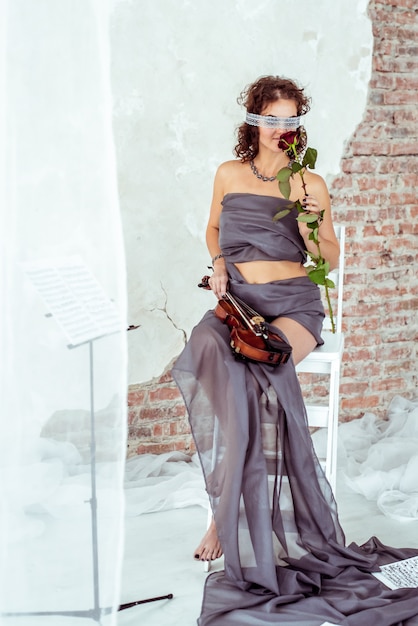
[209,161,242,221]
[214,159,246,195]
[216,159,243,179]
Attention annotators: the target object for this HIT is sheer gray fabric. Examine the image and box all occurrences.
[172,193,418,625]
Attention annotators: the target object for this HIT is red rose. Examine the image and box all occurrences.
[277,129,300,152]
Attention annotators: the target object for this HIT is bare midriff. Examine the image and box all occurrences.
[234,260,307,284]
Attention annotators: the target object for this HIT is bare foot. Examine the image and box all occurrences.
[194,518,223,561]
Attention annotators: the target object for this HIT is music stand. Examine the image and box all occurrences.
[1,258,172,624]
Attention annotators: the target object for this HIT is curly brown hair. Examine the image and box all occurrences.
[234,75,311,162]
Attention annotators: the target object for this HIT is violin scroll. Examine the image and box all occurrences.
[198,274,212,290]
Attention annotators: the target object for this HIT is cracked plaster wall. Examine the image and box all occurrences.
[110,0,373,385]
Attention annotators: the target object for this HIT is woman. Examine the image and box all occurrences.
[193,75,338,564]
[172,76,418,626]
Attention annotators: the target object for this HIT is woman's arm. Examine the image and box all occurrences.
[205,164,230,299]
[297,172,340,271]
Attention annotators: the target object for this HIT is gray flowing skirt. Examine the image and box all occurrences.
[172,274,418,626]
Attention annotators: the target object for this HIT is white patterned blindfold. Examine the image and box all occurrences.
[245,112,302,130]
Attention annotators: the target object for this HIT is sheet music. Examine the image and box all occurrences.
[373,556,418,590]
[24,257,123,346]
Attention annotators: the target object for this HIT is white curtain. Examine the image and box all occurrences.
[0,1,127,624]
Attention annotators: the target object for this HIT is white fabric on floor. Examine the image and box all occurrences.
[124,451,207,515]
[338,395,418,521]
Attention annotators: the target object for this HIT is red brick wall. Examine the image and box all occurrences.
[331,0,418,417]
[128,0,418,456]
[127,358,196,457]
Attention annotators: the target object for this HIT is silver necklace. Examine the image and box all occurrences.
[250,160,276,183]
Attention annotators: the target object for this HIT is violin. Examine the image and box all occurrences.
[198,275,292,366]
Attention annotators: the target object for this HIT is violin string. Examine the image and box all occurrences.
[232,293,263,319]
[223,292,266,335]
[223,293,254,330]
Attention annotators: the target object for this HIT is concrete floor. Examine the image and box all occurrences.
[2,458,416,626]
[116,470,418,626]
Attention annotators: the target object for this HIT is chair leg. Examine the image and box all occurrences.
[331,362,341,494]
[326,361,340,494]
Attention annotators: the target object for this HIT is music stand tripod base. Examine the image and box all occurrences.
[118,593,174,610]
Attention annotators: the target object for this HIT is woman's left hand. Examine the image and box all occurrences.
[297,194,323,237]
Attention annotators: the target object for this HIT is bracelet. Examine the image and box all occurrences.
[211,253,224,264]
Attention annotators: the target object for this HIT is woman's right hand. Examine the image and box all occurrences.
[208,267,228,300]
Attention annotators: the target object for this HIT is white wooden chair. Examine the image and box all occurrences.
[202,226,345,571]
[295,224,345,494]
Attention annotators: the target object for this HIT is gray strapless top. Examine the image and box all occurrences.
[219,192,307,264]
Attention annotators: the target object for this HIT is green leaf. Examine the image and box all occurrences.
[307,267,326,285]
[315,259,328,273]
[279,179,291,199]
[276,167,292,182]
[297,213,318,223]
[302,147,318,169]
[290,162,303,174]
[308,227,319,241]
[273,208,291,221]
[325,277,335,288]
